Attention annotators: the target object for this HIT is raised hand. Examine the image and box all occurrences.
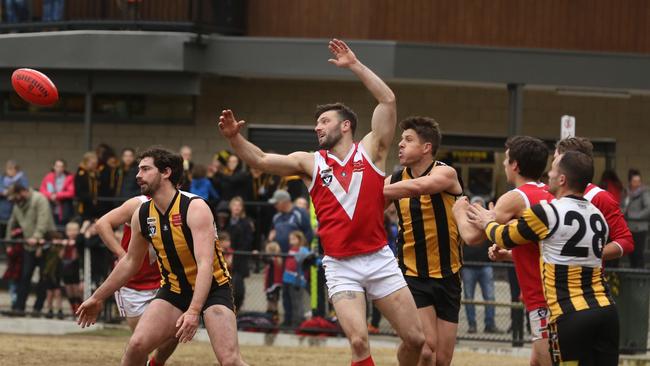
[218,109,246,139]
[327,38,359,68]
[76,296,103,328]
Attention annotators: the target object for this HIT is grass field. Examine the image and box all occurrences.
[0,330,528,366]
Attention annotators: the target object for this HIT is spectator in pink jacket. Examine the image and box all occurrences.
[40,159,75,226]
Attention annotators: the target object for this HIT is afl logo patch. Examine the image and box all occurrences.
[147,217,157,236]
[320,168,333,187]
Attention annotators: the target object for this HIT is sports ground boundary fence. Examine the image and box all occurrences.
[0,241,649,353]
[0,196,649,353]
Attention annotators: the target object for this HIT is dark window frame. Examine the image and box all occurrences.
[0,92,196,125]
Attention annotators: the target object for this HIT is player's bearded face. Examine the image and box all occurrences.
[138,172,161,195]
[319,120,343,150]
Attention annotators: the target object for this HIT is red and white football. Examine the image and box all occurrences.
[11,68,59,107]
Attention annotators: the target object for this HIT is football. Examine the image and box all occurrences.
[11,68,59,106]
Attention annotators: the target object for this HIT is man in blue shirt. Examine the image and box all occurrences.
[268,189,313,327]
[269,190,313,253]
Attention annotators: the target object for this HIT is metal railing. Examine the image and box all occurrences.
[1,242,648,352]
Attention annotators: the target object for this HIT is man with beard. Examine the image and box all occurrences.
[219,39,424,366]
[95,194,178,366]
[466,151,619,365]
[77,147,246,366]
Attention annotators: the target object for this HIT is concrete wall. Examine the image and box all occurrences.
[1,77,647,188]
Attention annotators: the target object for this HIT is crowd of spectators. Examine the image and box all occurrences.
[0,143,317,326]
[0,143,648,333]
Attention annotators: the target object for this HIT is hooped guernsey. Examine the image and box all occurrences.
[484,195,614,322]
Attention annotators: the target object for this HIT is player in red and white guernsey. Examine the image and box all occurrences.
[96,195,178,366]
[219,39,424,366]
[554,137,634,261]
[455,136,554,366]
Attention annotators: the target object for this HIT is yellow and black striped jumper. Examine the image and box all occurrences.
[139,190,233,312]
[391,161,464,322]
[74,165,98,220]
[485,195,618,365]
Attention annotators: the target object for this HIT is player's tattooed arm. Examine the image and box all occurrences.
[331,291,360,304]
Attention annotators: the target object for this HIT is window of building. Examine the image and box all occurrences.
[0,92,194,124]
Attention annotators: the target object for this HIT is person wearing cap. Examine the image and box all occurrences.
[0,160,29,232]
[268,189,313,327]
[5,183,56,315]
[268,190,313,253]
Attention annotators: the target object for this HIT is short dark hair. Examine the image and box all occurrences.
[399,116,442,156]
[628,168,641,182]
[7,182,28,201]
[95,143,116,164]
[8,182,27,194]
[314,103,358,135]
[555,137,594,157]
[137,146,183,186]
[505,136,549,180]
[558,151,594,193]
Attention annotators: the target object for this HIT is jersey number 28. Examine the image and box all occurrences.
[561,211,607,258]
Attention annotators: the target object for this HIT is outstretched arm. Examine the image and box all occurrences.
[77,210,148,327]
[218,110,313,178]
[327,39,396,165]
[384,165,461,200]
[453,197,486,245]
[467,204,550,250]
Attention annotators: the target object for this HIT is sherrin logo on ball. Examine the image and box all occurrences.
[11,68,59,106]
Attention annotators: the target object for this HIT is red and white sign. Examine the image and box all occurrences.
[561,115,576,139]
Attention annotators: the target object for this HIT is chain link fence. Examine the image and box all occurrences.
[0,244,649,352]
[1,192,650,353]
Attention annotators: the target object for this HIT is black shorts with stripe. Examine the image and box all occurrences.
[156,281,234,313]
[549,305,619,366]
[405,274,461,323]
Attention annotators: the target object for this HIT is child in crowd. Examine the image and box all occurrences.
[263,241,283,322]
[282,231,311,327]
[43,232,64,319]
[3,226,24,311]
[61,221,83,313]
[190,164,220,202]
